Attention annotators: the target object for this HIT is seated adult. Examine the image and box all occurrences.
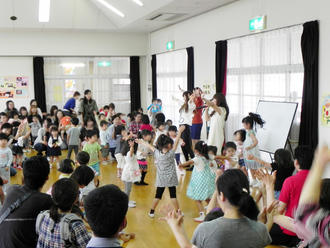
[0,156,52,248]
[128,112,142,135]
[84,184,129,248]
[63,91,80,115]
[270,145,314,246]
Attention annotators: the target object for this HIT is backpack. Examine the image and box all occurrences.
[36,210,83,248]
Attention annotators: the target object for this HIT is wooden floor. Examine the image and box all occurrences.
[11,151,281,248]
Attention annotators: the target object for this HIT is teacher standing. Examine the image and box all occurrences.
[203,93,229,155]
[78,89,98,125]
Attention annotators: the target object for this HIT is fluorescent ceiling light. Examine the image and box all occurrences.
[60,63,85,68]
[39,0,50,22]
[132,0,144,7]
[96,0,125,18]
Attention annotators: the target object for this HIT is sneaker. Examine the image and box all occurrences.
[102,161,108,165]
[194,212,205,222]
[128,201,136,208]
[140,182,149,186]
[134,182,142,185]
[148,212,155,218]
[129,200,136,205]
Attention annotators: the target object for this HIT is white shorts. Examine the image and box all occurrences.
[115,153,125,169]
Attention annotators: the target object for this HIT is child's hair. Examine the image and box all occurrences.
[111,114,121,122]
[0,112,8,118]
[50,105,58,116]
[217,169,259,220]
[0,133,8,141]
[156,122,165,129]
[71,117,79,126]
[23,156,50,190]
[84,185,128,238]
[8,110,19,119]
[242,112,265,130]
[50,178,79,223]
[179,91,192,113]
[84,117,96,127]
[320,179,330,211]
[109,103,115,110]
[204,209,224,222]
[127,113,133,120]
[115,125,126,136]
[155,113,165,124]
[141,114,150,125]
[100,120,108,127]
[121,139,138,156]
[166,119,172,125]
[274,149,294,169]
[50,126,58,133]
[224,142,237,151]
[294,145,314,170]
[156,134,173,150]
[76,151,90,165]
[98,113,105,119]
[195,141,209,159]
[86,130,98,139]
[1,123,12,131]
[58,159,74,174]
[70,165,94,186]
[103,105,109,110]
[137,107,143,113]
[168,125,177,133]
[139,129,152,139]
[234,129,246,142]
[207,145,218,155]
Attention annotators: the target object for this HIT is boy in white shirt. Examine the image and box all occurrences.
[99,120,109,165]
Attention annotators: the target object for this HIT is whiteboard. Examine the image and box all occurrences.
[256,101,298,154]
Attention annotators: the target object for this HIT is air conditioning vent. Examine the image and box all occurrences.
[147,13,187,22]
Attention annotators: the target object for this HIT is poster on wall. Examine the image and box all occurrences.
[321,94,330,127]
[0,76,28,99]
[201,82,216,99]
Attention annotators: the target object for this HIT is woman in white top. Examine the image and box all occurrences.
[203,93,229,155]
[177,91,196,161]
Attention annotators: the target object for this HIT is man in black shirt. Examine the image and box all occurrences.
[0,156,52,248]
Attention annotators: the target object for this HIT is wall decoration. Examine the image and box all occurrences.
[321,94,330,127]
[0,76,29,98]
[201,82,216,98]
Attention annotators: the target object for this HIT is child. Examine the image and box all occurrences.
[29,115,41,145]
[114,125,130,178]
[153,122,166,146]
[165,119,173,132]
[139,125,185,218]
[207,145,220,175]
[139,114,153,132]
[8,110,20,124]
[179,141,215,222]
[47,126,63,167]
[121,139,141,208]
[99,120,110,165]
[135,130,152,185]
[83,130,102,181]
[234,129,248,176]
[0,133,13,192]
[58,159,75,179]
[221,142,239,171]
[79,118,99,147]
[66,117,80,161]
[242,112,265,187]
[106,114,122,161]
[148,99,162,126]
[36,178,91,247]
[34,120,52,156]
[11,121,25,169]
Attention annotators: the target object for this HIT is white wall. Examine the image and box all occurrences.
[149,0,330,145]
[0,57,34,109]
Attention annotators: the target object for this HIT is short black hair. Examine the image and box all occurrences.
[207,145,218,155]
[224,141,237,151]
[71,117,79,126]
[115,125,126,136]
[168,125,177,132]
[204,209,224,222]
[84,185,128,238]
[58,159,74,174]
[0,133,8,141]
[234,129,246,142]
[156,122,165,129]
[86,130,98,139]
[111,114,121,122]
[76,151,90,165]
[139,129,152,139]
[121,139,138,156]
[100,120,108,127]
[73,91,80,97]
[23,156,50,190]
[294,146,314,170]
[1,123,12,131]
[141,114,150,125]
[70,165,94,186]
[0,112,8,117]
[103,105,109,110]
[109,103,115,109]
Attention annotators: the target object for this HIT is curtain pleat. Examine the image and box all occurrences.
[215,40,228,95]
[33,57,47,113]
[186,47,195,91]
[151,55,157,99]
[130,56,141,111]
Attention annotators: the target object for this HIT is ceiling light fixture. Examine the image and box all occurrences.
[96,0,125,18]
[131,0,144,7]
[38,0,50,22]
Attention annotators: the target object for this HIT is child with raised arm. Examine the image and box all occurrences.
[179,141,215,222]
[139,125,185,218]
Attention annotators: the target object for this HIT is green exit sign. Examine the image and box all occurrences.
[249,16,267,32]
[166,41,175,51]
[97,61,112,67]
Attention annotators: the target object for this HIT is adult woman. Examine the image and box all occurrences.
[5,100,18,114]
[49,105,58,123]
[164,170,271,248]
[203,93,229,155]
[29,99,43,116]
[78,90,98,125]
[191,87,204,147]
[177,91,195,161]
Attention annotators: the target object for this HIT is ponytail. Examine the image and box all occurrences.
[156,134,173,150]
[194,141,209,159]
[49,204,61,223]
[242,112,265,130]
[217,170,259,220]
[179,91,191,113]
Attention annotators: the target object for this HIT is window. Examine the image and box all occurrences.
[226,25,304,143]
[44,57,130,114]
[157,49,187,125]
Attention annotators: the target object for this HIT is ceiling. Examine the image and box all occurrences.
[0,0,238,32]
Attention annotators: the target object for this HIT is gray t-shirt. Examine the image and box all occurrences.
[67,127,81,146]
[154,149,178,187]
[192,217,271,248]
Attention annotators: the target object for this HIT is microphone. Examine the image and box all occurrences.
[196,105,208,110]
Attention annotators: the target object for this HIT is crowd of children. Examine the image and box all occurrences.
[0,92,328,248]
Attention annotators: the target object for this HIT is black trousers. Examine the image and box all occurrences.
[180,124,195,161]
[270,223,300,247]
[67,145,79,159]
[155,186,176,199]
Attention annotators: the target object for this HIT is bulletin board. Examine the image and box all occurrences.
[0,76,29,99]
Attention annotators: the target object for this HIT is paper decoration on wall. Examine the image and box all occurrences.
[53,85,63,102]
[201,82,216,98]
[0,76,28,98]
[321,94,330,127]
